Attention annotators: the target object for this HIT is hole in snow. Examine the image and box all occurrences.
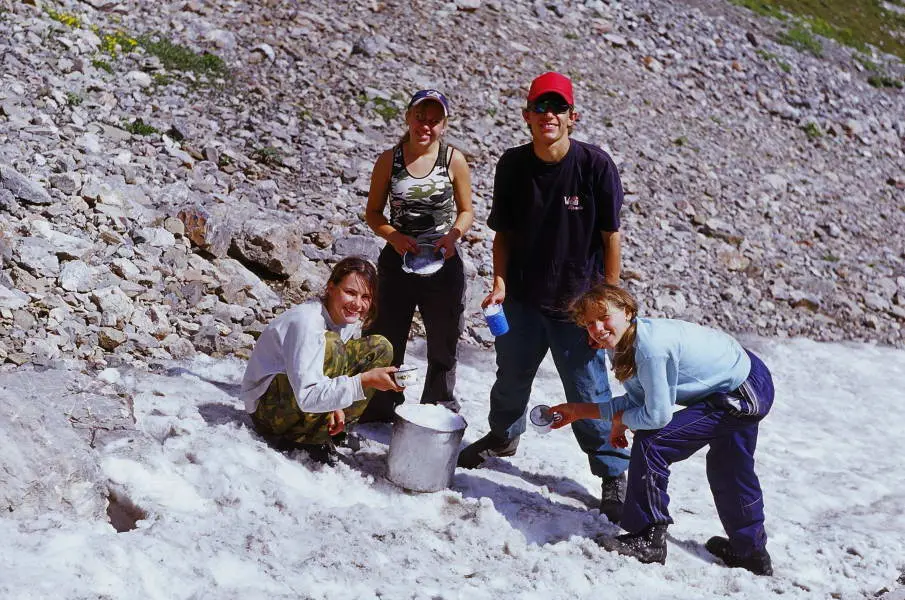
[106,489,147,532]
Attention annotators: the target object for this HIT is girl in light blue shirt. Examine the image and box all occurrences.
[550,284,775,576]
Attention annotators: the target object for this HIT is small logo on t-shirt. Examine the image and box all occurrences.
[563,195,582,211]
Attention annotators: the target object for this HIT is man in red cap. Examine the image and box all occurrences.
[458,71,630,523]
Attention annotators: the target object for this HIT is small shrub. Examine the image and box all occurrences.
[854,53,882,72]
[92,59,113,73]
[65,92,83,106]
[372,97,400,121]
[124,118,159,136]
[252,146,283,167]
[672,136,688,146]
[99,30,139,57]
[867,75,904,88]
[46,8,81,28]
[801,122,822,138]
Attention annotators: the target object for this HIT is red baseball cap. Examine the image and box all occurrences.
[527,72,574,105]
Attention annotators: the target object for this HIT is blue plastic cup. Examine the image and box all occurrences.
[483,303,509,336]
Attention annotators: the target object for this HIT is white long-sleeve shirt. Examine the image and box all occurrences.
[240,301,366,414]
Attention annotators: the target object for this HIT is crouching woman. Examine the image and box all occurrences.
[549,284,775,575]
[240,257,402,458]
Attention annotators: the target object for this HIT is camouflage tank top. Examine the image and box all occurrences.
[388,141,456,241]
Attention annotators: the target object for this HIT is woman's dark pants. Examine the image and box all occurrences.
[360,244,465,422]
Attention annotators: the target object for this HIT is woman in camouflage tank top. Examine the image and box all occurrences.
[362,89,474,421]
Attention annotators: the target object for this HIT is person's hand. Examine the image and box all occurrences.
[610,411,629,448]
[386,231,419,256]
[327,409,346,436]
[434,231,459,261]
[548,403,602,429]
[360,367,404,392]
[481,282,506,309]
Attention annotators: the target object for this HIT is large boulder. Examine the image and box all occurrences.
[0,369,134,520]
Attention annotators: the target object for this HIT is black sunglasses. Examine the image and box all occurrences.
[528,98,572,114]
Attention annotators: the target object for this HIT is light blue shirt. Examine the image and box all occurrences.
[598,318,751,430]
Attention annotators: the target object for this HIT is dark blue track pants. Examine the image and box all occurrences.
[620,350,774,555]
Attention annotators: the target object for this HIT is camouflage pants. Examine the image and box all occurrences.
[251,333,393,446]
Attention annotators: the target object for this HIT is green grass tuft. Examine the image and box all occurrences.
[91,58,113,73]
[124,118,159,136]
[854,53,883,72]
[867,75,904,88]
[46,8,81,28]
[251,146,284,167]
[137,34,228,78]
[778,25,823,56]
[729,0,905,61]
[801,122,822,138]
[370,97,402,122]
[730,0,788,19]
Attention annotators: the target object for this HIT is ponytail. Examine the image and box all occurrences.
[612,320,637,382]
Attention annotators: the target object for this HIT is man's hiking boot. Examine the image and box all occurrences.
[705,536,773,576]
[456,432,520,469]
[599,472,627,523]
[598,524,668,565]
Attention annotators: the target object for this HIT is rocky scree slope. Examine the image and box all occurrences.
[1,0,904,384]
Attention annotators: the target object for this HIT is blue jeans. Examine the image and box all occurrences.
[620,350,774,555]
[488,299,630,478]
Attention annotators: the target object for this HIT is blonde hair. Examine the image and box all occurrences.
[569,284,639,382]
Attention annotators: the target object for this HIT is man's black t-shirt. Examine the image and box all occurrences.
[488,139,623,320]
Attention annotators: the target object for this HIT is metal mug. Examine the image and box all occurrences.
[529,404,563,434]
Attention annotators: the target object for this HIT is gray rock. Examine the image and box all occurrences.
[14,237,61,277]
[0,163,52,205]
[91,286,136,327]
[98,327,128,350]
[0,369,129,520]
[59,260,96,292]
[49,172,83,195]
[333,235,381,262]
[210,258,282,312]
[0,285,29,310]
